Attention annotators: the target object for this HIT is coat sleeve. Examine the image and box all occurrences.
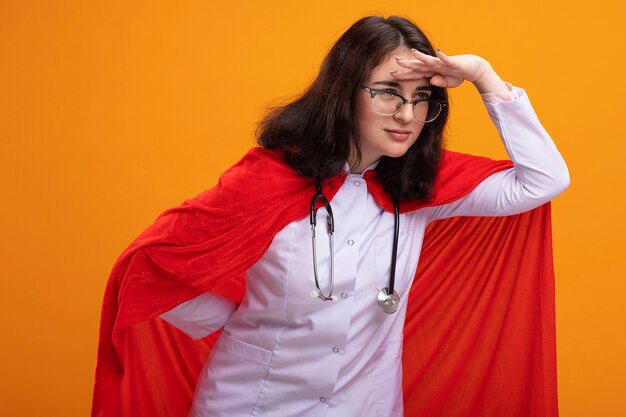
[160,292,237,340]
[427,86,570,221]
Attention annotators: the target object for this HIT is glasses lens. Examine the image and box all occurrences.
[372,93,443,122]
[422,101,442,123]
[371,93,403,116]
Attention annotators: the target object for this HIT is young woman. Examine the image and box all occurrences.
[93,15,569,417]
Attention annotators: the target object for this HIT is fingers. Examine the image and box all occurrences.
[409,47,449,62]
[431,74,465,89]
[391,48,454,83]
[395,48,446,73]
[391,72,462,89]
[394,52,433,69]
[409,48,439,63]
[390,70,436,80]
[435,49,450,63]
[429,74,448,88]
[393,58,436,75]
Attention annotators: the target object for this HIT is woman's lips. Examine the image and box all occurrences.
[385,129,412,141]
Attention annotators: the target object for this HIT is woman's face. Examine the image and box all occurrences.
[353,48,432,172]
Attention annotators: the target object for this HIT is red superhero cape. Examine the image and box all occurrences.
[91,147,558,417]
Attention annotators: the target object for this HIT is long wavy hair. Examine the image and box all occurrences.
[256,15,448,201]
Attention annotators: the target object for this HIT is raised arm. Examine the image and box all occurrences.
[392,50,570,220]
[427,84,570,220]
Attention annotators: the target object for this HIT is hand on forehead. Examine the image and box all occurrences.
[367,49,433,92]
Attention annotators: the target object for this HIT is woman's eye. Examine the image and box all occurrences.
[415,92,430,100]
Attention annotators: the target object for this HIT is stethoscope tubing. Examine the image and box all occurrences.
[389,198,399,295]
[310,179,400,313]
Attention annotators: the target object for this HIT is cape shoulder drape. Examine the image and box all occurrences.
[92,147,558,417]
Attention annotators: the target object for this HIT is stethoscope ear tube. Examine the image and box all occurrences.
[310,181,334,233]
[310,180,335,300]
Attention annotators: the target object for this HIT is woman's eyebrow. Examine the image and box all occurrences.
[372,80,433,91]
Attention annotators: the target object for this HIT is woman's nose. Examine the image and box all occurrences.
[394,102,415,122]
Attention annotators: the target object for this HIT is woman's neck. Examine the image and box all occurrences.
[347,154,380,174]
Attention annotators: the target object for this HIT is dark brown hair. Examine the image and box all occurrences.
[256,15,448,201]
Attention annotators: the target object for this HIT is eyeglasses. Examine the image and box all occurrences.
[362,86,448,123]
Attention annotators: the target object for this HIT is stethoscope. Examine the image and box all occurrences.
[309,180,401,314]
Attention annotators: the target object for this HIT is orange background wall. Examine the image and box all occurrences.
[1,1,624,416]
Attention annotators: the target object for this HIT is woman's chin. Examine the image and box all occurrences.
[383,146,412,159]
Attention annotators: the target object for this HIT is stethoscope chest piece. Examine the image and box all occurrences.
[377,287,400,314]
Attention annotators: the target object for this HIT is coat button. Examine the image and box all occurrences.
[341,293,348,299]
[347,239,354,246]
[333,347,340,353]
[354,180,361,187]
[319,397,327,403]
